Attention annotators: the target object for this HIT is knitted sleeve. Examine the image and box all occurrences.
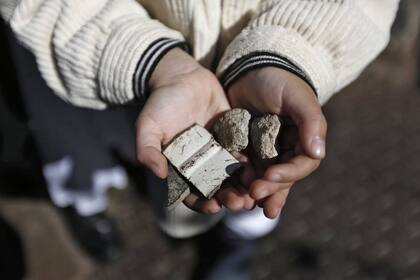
[0,0,186,109]
[217,0,400,104]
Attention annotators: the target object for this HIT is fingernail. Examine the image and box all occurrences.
[268,173,282,182]
[311,136,326,158]
[256,189,269,200]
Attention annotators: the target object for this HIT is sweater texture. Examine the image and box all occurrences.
[1,0,400,107]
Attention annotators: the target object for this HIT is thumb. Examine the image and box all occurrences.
[136,115,168,179]
[284,87,327,159]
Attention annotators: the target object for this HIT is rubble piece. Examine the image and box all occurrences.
[212,109,251,152]
[163,125,241,199]
[167,165,191,211]
[251,114,281,160]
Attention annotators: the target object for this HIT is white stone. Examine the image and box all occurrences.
[163,125,241,199]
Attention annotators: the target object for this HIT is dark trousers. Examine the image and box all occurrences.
[8,32,142,215]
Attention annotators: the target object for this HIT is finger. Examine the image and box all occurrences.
[136,114,168,179]
[215,185,247,212]
[237,185,256,210]
[261,189,289,219]
[184,193,222,214]
[264,154,321,183]
[283,85,327,159]
[249,179,293,200]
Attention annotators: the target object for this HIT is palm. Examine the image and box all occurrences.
[228,67,303,115]
[136,63,236,213]
[226,67,326,218]
[140,70,229,145]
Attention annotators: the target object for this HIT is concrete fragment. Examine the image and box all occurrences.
[212,109,251,152]
[166,165,191,211]
[163,125,241,199]
[251,114,281,160]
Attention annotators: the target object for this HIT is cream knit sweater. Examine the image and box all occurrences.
[1,0,400,238]
[1,0,400,109]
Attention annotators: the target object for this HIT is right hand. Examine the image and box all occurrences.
[227,67,328,218]
[136,48,254,214]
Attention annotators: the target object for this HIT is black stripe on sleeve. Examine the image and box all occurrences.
[220,52,316,95]
[133,38,189,101]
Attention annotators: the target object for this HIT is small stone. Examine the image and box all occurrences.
[163,124,241,199]
[166,165,191,211]
[212,109,251,152]
[250,114,281,160]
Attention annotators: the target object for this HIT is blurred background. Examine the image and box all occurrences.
[1,0,420,279]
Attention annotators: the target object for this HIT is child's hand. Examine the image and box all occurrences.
[136,48,254,214]
[227,67,327,218]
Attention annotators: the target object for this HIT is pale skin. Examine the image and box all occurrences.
[136,48,327,218]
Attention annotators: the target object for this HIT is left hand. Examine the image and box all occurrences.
[227,67,328,218]
[136,48,254,214]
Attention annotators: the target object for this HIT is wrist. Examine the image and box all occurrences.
[220,52,316,96]
[133,39,189,101]
[149,48,202,91]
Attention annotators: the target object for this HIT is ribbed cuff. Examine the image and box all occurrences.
[133,38,189,100]
[220,52,316,94]
[217,26,336,104]
[98,16,185,105]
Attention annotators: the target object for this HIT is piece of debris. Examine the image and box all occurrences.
[163,125,242,199]
[212,108,251,152]
[166,165,191,211]
[251,114,281,160]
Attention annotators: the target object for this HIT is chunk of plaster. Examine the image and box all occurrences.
[163,125,241,199]
[250,115,281,160]
[212,109,251,152]
[167,165,191,211]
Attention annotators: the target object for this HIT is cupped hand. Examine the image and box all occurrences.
[136,48,254,214]
[228,67,328,218]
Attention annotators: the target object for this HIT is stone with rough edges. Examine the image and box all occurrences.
[166,165,191,210]
[212,109,251,152]
[251,114,281,160]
